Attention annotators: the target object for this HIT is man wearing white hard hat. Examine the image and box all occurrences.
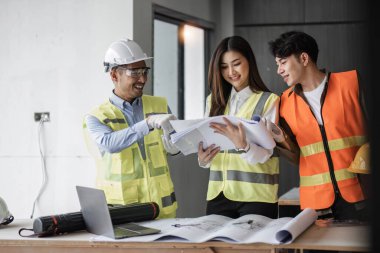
[83,38,179,218]
[0,196,13,225]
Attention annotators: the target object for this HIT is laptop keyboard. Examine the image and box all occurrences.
[114,225,142,238]
[114,223,160,239]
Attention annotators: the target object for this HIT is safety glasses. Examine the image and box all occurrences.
[118,67,150,78]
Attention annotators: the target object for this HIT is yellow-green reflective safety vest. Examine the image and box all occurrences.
[207,92,279,203]
[83,95,177,218]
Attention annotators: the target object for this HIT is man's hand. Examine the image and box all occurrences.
[147,114,177,132]
[161,119,180,154]
[161,134,180,154]
[147,114,179,154]
[265,120,285,143]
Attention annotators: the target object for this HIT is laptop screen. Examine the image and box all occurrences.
[76,186,115,238]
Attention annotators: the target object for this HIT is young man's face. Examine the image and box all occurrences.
[275,54,305,87]
[112,60,147,103]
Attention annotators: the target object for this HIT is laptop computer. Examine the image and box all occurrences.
[76,185,160,239]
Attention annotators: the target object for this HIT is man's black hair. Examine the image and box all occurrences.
[268,31,319,63]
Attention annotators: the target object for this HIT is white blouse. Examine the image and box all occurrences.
[200,86,279,167]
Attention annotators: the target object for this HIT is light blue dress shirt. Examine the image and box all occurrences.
[85,91,165,160]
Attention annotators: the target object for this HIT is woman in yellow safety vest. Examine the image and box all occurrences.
[197,36,283,219]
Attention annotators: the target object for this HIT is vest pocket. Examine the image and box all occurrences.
[122,184,139,204]
[121,149,135,175]
[102,183,139,205]
[102,182,123,204]
[148,144,166,169]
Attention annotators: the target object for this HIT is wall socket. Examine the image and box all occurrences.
[34,112,50,122]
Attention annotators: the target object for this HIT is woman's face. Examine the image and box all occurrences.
[220,50,249,92]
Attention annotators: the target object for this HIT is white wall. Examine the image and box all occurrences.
[0,0,235,220]
[0,0,133,218]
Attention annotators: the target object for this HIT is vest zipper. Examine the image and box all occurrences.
[297,72,340,198]
[319,125,341,197]
[318,73,341,197]
[305,101,341,196]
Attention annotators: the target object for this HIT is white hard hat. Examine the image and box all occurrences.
[103,38,153,72]
[0,196,13,225]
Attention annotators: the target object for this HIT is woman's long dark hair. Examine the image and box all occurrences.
[208,36,270,116]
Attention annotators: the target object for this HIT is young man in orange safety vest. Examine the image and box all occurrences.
[268,31,368,221]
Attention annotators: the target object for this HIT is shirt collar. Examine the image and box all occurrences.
[289,69,328,97]
[230,86,253,101]
[110,90,141,109]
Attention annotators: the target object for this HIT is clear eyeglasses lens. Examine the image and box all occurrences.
[125,68,150,78]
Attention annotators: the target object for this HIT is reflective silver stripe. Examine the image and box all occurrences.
[161,192,176,207]
[103,118,126,124]
[227,170,279,185]
[220,149,243,154]
[252,92,271,117]
[209,170,223,181]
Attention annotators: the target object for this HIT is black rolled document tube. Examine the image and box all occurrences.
[33,202,159,236]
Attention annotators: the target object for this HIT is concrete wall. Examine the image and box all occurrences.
[233,0,369,196]
[0,0,134,218]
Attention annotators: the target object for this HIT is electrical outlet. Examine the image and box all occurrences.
[34,112,50,122]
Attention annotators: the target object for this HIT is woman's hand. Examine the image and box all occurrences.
[198,142,220,167]
[209,117,248,150]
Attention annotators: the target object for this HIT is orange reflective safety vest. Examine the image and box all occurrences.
[280,70,366,210]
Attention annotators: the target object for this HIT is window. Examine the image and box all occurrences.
[153,9,212,119]
[183,25,205,119]
[153,19,180,117]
